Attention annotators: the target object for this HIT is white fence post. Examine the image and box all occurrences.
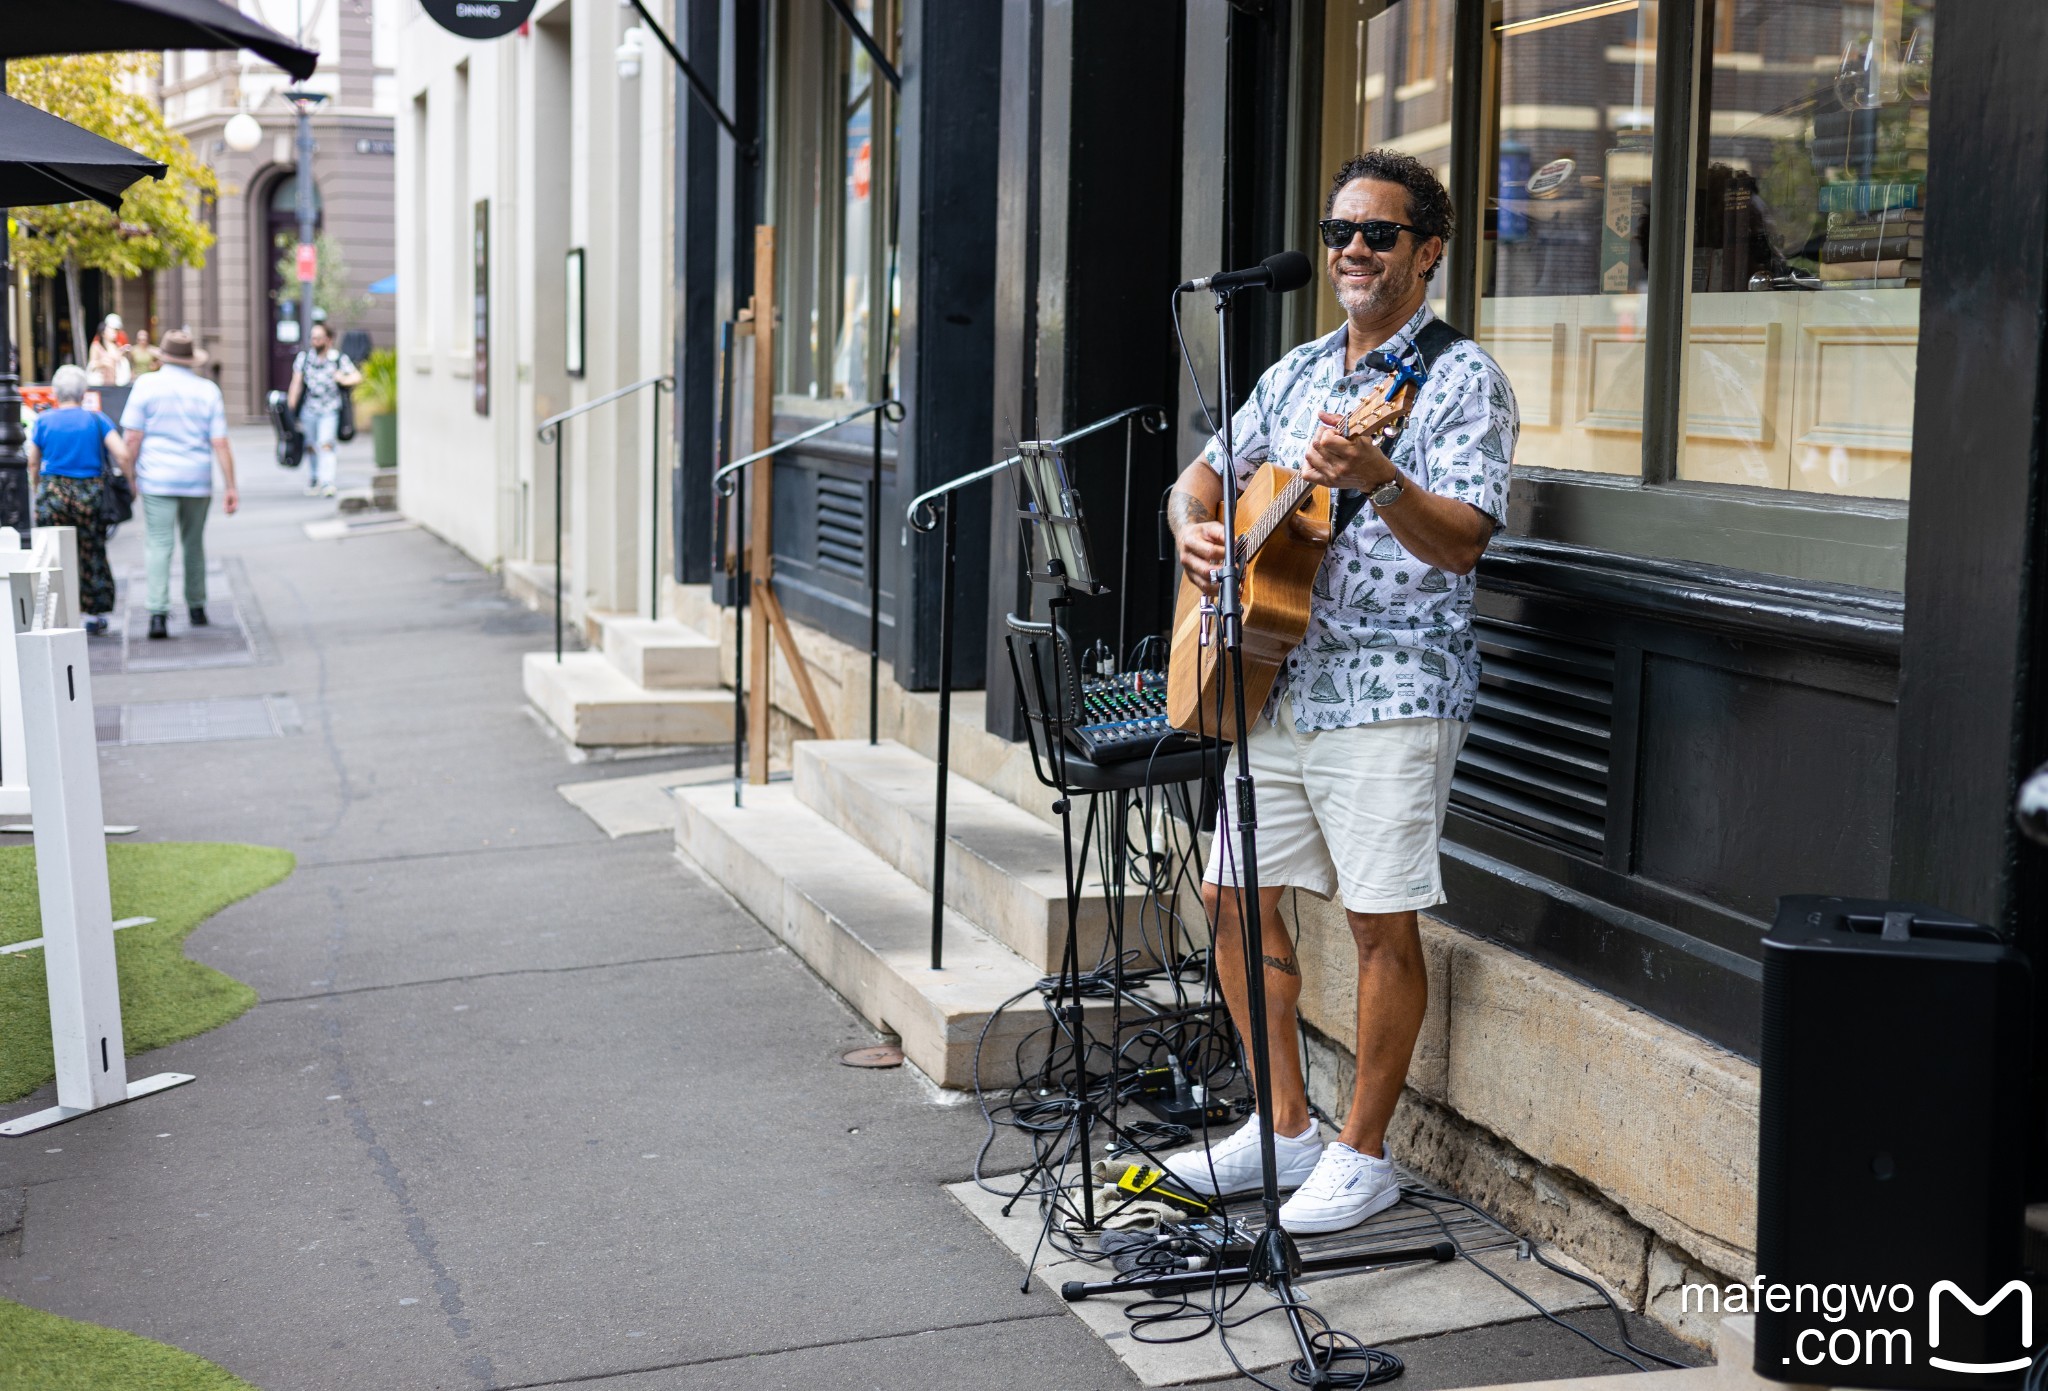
[0,571,34,818]
[0,627,192,1137]
[45,528,78,629]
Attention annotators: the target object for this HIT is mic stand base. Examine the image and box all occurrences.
[1057,1238,1456,1303]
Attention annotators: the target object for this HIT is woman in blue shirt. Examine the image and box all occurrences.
[27,364,129,634]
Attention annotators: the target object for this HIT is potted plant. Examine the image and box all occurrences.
[356,348,398,469]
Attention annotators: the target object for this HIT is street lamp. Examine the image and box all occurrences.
[223,110,262,155]
[282,89,325,359]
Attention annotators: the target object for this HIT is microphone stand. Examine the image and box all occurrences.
[1207,283,1325,1377]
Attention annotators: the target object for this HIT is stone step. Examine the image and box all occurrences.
[792,740,1130,976]
[600,616,721,690]
[523,652,733,748]
[673,782,1070,1088]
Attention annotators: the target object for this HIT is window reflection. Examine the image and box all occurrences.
[775,0,896,404]
[829,0,877,401]
[1679,0,1931,499]
[1480,0,1659,477]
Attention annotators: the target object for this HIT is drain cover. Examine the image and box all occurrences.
[101,695,302,745]
[840,1046,904,1069]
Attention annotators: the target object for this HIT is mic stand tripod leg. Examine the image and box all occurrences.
[1059,1239,1457,1303]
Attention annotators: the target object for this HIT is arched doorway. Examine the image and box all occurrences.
[262,172,323,394]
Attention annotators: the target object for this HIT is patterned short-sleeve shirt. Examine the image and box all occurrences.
[1201,301,1518,731]
[294,348,355,415]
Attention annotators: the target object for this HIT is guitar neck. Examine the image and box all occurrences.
[1233,376,1415,563]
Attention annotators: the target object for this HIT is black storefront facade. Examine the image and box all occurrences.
[669,0,2048,1183]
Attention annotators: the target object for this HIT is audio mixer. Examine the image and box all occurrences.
[1066,669,1206,765]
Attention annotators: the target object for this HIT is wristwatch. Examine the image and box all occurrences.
[1368,477,1405,509]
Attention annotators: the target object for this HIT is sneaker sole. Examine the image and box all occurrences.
[1277,1182,1402,1235]
[1167,1161,1322,1199]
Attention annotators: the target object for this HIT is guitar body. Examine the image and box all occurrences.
[1166,461,1331,738]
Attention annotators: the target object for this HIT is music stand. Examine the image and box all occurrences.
[997,440,1201,1287]
[1016,439,1106,597]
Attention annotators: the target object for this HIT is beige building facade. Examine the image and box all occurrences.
[394,0,679,624]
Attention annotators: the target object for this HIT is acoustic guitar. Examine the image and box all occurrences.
[1166,372,1423,738]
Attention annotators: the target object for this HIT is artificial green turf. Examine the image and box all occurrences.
[0,842,294,1103]
[0,1296,257,1390]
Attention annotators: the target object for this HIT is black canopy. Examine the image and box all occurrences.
[0,93,165,211]
[0,0,318,81]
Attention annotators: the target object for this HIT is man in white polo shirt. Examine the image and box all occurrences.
[119,329,239,640]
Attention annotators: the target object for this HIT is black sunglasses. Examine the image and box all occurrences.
[1319,218,1427,253]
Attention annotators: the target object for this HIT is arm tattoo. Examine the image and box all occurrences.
[1263,952,1300,977]
[1167,488,1213,538]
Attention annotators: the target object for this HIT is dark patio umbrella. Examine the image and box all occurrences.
[0,0,317,80]
[0,93,165,212]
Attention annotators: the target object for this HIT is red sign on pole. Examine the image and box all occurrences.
[296,242,317,282]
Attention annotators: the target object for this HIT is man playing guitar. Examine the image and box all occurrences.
[1164,150,1519,1233]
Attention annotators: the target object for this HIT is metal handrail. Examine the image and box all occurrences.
[713,397,904,496]
[906,403,1169,532]
[905,400,1169,971]
[536,373,673,442]
[536,374,676,661]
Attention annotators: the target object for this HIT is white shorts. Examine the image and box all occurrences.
[1202,698,1466,914]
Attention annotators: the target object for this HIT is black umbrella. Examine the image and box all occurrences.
[0,93,165,211]
[0,0,318,80]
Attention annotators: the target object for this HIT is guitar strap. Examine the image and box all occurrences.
[1330,317,1470,537]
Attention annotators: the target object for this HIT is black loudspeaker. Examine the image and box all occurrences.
[1755,896,2033,1388]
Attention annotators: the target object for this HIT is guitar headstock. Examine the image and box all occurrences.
[1342,367,1422,450]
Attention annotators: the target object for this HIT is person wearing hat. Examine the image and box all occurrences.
[118,329,239,640]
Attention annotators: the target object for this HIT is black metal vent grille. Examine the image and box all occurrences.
[816,477,868,580]
[1451,617,1614,855]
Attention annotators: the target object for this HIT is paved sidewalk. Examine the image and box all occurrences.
[0,430,1691,1390]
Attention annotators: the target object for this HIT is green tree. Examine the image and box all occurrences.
[7,53,218,366]
[272,229,372,330]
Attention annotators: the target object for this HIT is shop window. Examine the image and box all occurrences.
[1478,0,1659,478]
[1313,0,1454,343]
[772,0,898,405]
[1677,0,1932,500]
[1402,0,1440,92]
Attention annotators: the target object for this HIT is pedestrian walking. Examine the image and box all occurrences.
[118,329,239,640]
[86,314,132,387]
[26,364,127,636]
[287,322,360,498]
[130,329,160,375]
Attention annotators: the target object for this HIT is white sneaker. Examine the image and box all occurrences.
[1278,1142,1402,1234]
[1165,1116,1322,1197]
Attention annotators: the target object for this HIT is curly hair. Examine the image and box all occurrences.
[1325,149,1455,280]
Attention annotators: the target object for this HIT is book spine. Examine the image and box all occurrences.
[1822,236,1924,262]
[1816,181,1925,215]
[1820,258,1917,281]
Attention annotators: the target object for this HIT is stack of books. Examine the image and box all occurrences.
[1817,182,1924,288]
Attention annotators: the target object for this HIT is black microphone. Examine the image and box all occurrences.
[1178,250,1312,296]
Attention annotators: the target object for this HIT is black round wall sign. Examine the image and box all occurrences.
[420,0,537,39]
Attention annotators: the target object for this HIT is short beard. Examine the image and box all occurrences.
[1330,258,1416,322]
